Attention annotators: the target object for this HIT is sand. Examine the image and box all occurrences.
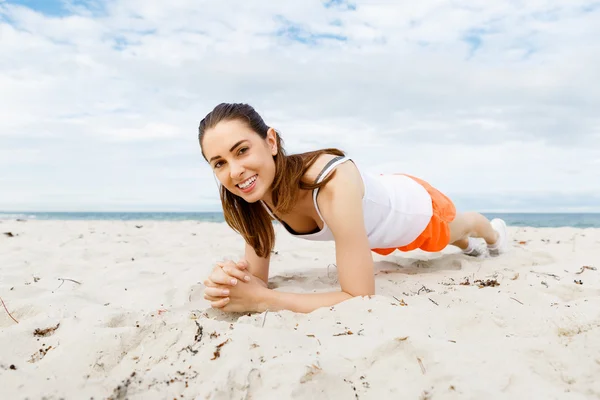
[1,219,599,399]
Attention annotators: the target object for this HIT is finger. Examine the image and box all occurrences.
[203,278,216,287]
[236,259,249,270]
[221,259,247,270]
[222,262,251,283]
[210,297,230,309]
[204,293,227,302]
[204,286,230,298]
[210,264,240,286]
[218,260,251,284]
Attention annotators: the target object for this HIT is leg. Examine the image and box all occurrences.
[449,211,498,245]
[448,212,508,256]
[451,237,469,250]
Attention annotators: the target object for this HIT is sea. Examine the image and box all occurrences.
[1,212,600,228]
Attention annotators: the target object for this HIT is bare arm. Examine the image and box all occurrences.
[256,162,375,313]
[260,291,353,313]
[244,241,271,287]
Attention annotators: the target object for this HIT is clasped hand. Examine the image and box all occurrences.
[203,259,267,313]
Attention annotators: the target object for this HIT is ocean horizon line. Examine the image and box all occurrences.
[3,210,600,214]
[3,211,600,228]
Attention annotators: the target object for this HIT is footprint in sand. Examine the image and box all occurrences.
[528,251,556,267]
[545,283,600,303]
[289,368,355,399]
[349,336,430,377]
[375,256,463,276]
[268,274,311,289]
[0,304,43,328]
[91,312,178,379]
[188,284,206,303]
[525,348,579,386]
[502,248,556,268]
[105,313,132,328]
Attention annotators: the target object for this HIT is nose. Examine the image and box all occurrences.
[229,160,245,179]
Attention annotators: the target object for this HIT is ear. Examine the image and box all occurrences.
[266,127,278,156]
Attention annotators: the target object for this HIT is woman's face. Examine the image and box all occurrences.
[202,119,278,203]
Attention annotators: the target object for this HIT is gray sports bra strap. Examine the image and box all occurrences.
[312,155,350,223]
[314,155,346,184]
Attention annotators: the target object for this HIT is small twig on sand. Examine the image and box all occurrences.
[417,285,433,295]
[59,278,81,285]
[530,270,561,281]
[392,296,407,306]
[510,297,524,305]
[575,266,597,275]
[416,357,426,374]
[428,298,439,306]
[59,237,78,247]
[262,310,269,328]
[1,295,19,324]
[56,278,82,291]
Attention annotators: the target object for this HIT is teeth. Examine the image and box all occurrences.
[238,176,256,189]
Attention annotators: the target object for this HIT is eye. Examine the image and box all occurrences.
[238,147,249,155]
[213,160,224,169]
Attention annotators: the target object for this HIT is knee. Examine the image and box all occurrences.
[463,212,486,229]
[462,211,482,222]
[450,212,483,239]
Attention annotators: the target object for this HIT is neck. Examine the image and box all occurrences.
[261,189,275,209]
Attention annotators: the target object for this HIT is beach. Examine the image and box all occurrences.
[1,219,599,399]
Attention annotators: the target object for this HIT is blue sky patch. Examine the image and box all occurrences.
[581,2,600,12]
[460,24,505,58]
[112,35,128,51]
[462,28,485,58]
[323,0,356,11]
[530,7,562,22]
[108,29,155,51]
[5,0,105,17]
[275,16,347,45]
[7,0,68,16]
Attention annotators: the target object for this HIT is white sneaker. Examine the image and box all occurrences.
[462,237,488,258]
[488,218,508,256]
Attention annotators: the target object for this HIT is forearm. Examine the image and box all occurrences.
[258,289,353,314]
[255,276,268,288]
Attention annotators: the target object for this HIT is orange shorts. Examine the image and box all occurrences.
[371,174,456,255]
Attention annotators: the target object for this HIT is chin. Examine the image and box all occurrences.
[240,190,263,203]
[229,185,262,203]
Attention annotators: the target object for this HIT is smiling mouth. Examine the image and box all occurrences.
[237,175,257,190]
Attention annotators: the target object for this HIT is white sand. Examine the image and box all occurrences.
[1,219,599,399]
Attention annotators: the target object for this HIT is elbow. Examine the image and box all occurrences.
[342,280,376,298]
[344,288,375,298]
[362,289,376,297]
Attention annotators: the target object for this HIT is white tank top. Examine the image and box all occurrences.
[261,156,433,249]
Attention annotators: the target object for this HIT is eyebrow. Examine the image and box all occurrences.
[209,140,248,162]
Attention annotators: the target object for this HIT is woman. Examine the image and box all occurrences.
[198,103,508,314]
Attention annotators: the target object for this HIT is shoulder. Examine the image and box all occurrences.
[302,153,339,183]
[312,156,365,209]
[303,154,362,187]
[314,156,369,242]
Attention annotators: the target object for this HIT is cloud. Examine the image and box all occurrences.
[0,0,599,211]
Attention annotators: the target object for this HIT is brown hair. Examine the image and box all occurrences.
[198,103,344,258]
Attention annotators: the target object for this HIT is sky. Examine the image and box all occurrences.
[1,0,599,213]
